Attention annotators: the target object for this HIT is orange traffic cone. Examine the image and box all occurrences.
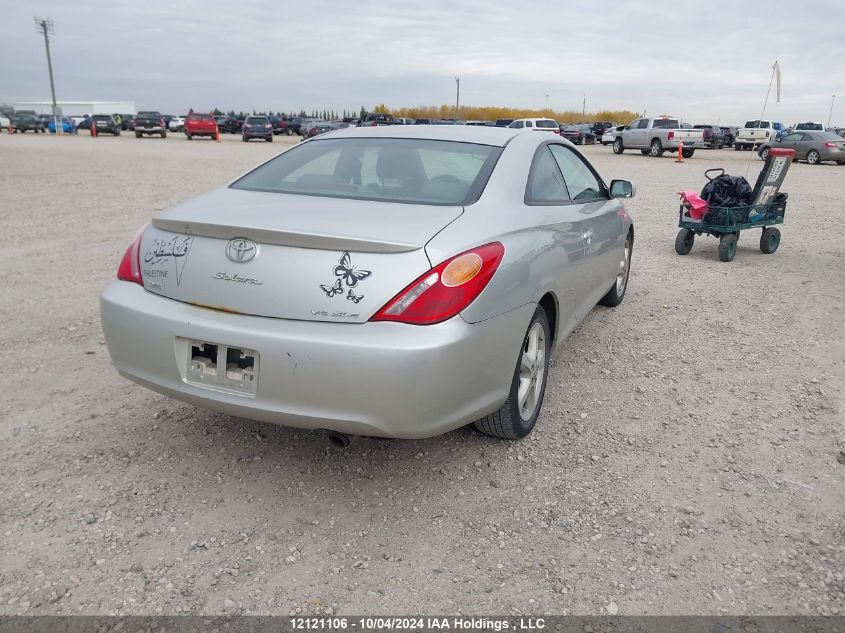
[91,122,97,138]
[215,124,220,142]
[675,139,683,163]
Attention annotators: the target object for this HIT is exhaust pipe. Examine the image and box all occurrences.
[326,431,352,449]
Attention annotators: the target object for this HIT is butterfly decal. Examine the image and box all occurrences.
[334,251,372,288]
[319,279,343,298]
[346,289,364,304]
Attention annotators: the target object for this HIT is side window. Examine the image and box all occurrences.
[638,119,650,129]
[526,147,569,203]
[549,145,604,202]
[628,119,640,129]
[525,121,533,128]
[513,121,524,129]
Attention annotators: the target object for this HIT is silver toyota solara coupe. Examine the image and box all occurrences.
[100,125,635,441]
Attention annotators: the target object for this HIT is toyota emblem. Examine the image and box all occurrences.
[226,238,257,263]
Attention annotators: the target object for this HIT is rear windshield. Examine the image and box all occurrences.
[231,138,502,206]
[535,120,558,128]
[652,119,679,128]
[189,113,213,120]
[744,120,770,128]
[246,117,268,123]
[92,115,111,121]
[815,132,843,141]
[795,123,823,130]
[137,111,160,118]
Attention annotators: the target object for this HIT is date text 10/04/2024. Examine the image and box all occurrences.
[290,617,547,631]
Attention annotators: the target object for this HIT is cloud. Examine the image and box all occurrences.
[1,0,843,124]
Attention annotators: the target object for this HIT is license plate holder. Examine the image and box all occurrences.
[185,340,258,396]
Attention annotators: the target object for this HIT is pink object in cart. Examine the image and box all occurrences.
[678,190,709,220]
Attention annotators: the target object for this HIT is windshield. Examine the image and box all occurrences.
[796,123,823,130]
[744,120,770,128]
[652,119,679,128]
[231,137,501,206]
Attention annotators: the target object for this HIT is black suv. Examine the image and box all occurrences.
[591,121,617,137]
[242,116,273,142]
[693,124,725,149]
[91,114,121,136]
[719,126,738,147]
[360,113,395,126]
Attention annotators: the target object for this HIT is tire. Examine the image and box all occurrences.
[613,138,624,154]
[135,132,141,138]
[267,136,273,142]
[285,129,292,136]
[806,150,821,165]
[186,133,192,140]
[759,146,770,160]
[675,228,695,255]
[649,139,664,157]
[114,130,120,136]
[599,232,632,307]
[242,136,248,142]
[837,160,845,165]
[640,149,649,155]
[473,306,551,440]
[760,227,781,254]
[734,144,741,151]
[718,234,738,262]
[682,148,695,158]
[161,131,167,138]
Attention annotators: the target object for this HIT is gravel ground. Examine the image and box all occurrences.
[0,132,843,617]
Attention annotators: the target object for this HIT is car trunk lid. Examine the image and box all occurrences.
[140,187,460,323]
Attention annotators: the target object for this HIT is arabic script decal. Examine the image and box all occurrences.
[144,235,193,285]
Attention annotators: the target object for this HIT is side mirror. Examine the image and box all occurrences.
[610,180,635,199]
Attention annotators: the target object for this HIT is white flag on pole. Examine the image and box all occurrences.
[772,61,781,103]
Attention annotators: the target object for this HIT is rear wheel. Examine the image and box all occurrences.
[473,306,550,440]
[135,132,141,138]
[807,150,821,165]
[759,146,770,160]
[675,228,695,255]
[267,136,273,142]
[640,149,649,155]
[682,148,695,158]
[649,139,664,157]
[599,232,632,307]
[613,138,624,154]
[718,234,738,262]
[186,133,192,140]
[760,227,781,254]
[161,131,167,138]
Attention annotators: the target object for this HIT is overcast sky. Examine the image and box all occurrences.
[1,0,843,125]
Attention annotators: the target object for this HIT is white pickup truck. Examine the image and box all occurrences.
[612,116,704,158]
[734,120,781,151]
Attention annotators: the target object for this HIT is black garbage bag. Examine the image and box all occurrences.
[701,174,754,207]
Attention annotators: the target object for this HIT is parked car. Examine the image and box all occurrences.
[509,118,560,133]
[394,117,416,125]
[100,125,635,442]
[168,116,185,132]
[47,117,77,134]
[11,114,44,133]
[300,120,326,137]
[216,117,242,134]
[185,112,218,140]
[360,113,396,126]
[793,122,826,132]
[267,116,286,135]
[306,122,332,138]
[601,125,624,146]
[758,130,845,165]
[693,124,726,149]
[415,118,433,125]
[494,119,514,127]
[91,114,121,136]
[613,116,704,157]
[329,121,351,131]
[119,114,135,130]
[282,117,304,135]
[591,121,617,137]
[134,111,166,138]
[559,125,595,145]
[720,126,738,147]
[242,115,273,142]
[735,119,778,150]
[0,113,10,130]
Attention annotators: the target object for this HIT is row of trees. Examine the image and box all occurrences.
[189,105,641,124]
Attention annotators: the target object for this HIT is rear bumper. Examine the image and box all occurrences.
[243,131,272,138]
[100,282,533,438]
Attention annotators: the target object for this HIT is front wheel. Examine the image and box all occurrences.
[613,138,624,154]
[473,306,551,440]
[599,232,633,307]
[806,150,821,165]
[675,228,695,255]
[760,227,781,254]
[718,234,738,262]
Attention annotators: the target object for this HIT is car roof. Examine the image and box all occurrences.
[321,124,526,147]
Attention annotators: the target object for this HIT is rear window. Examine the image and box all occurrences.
[795,123,823,130]
[815,132,843,141]
[92,115,111,121]
[137,111,160,118]
[246,117,268,124]
[744,120,770,128]
[652,119,679,128]
[535,120,558,128]
[189,113,214,120]
[231,138,502,206]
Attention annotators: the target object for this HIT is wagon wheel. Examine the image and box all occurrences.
[718,234,738,262]
[674,228,695,255]
[760,227,781,254]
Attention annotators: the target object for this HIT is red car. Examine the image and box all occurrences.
[185,113,217,140]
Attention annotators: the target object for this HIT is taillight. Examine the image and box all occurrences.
[824,142,837,148]
[667,131,675,140]
[371,242,504,325]
[117,223,148,286]
[159,119,164,127]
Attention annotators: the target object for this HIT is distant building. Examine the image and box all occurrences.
[12,101,136,116]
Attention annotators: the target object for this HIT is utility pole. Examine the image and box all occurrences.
[828,95,836,128]
[545,94,549,113]
[455,77,460,114]
[34,17,60,135]
[582,94,586,119]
